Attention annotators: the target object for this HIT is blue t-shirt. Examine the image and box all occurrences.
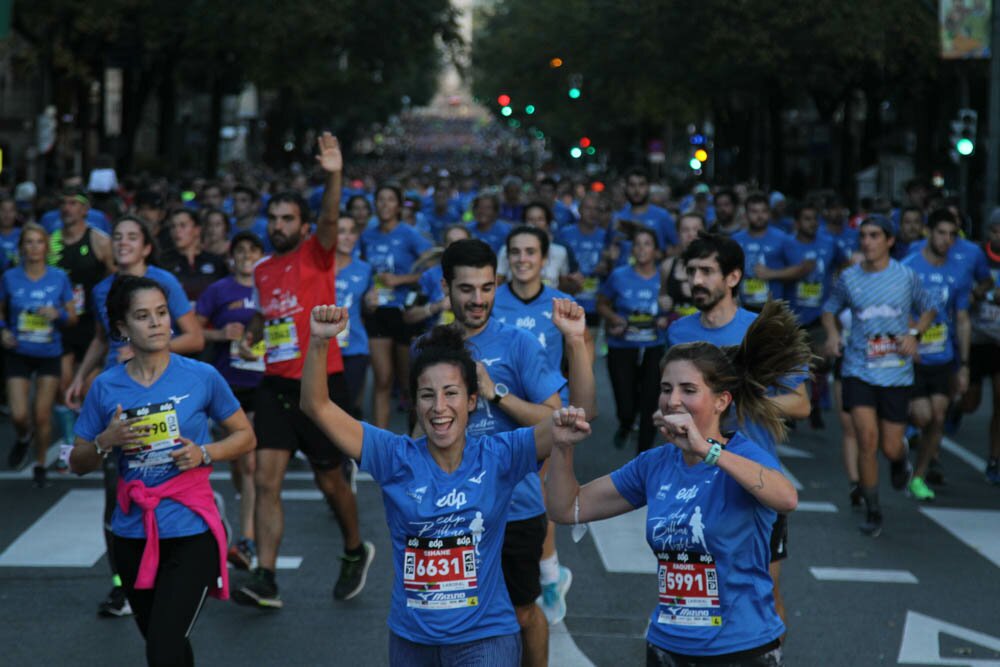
[40,209,111,235]
[0,228,21,267]
[0,265,74,357]
[74,355,240,538]
[360,424,535,645]
[465,220,513,254]
[556,224,607,314]
[195,276,263,388]
[423,207,463,245]
[820,224,859,262]
[361,223,432,309]
[782,234,844,326]
[732,227,791,307]
[610,432,784,655]
[614,204,678,254]
[901,252,970,366]
[908,237,991,290]
[230,216,272,252]
[335,259,373,357]
[465,318,565,521]
[600,266,666,348]
[823,260,937,387]
[92,266,194,369]
[493,283,572,403]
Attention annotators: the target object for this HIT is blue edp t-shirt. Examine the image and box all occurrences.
[901,251,969,367]
[600,266,666,348]
[361,223,432,309]
[0,265,74,358]
[335,259,374,356]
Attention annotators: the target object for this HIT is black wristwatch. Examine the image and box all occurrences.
[491,383,509,405]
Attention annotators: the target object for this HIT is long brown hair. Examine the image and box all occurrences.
[661,300,814,442]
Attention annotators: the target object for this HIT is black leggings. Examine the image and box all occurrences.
[607,345,664,453]
[103,455,119,576]
[646,641,784,666]
[114,531,218,667]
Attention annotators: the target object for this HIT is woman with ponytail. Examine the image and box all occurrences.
[546,301,808,666]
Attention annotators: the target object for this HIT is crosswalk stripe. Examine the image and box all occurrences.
[776,444,813,458]
[549,621,596,667]
[0,489,106,567]
[588,509,656,574]
[809,567,919,583]
[920,507,1000,569]
[940,436,987,472]
[796,501,838,512]
[781,464,804,490]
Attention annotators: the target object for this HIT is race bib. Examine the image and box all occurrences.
[796,281,822,308]
[439,310,455,326]
[403,534,479,610]
[918,323,948,357]
[866,335,905,369]
[17,311,54,344]
[674,304,698,317]
[374,276,394,306]
[624,313,657,343]
[579,276,599,301]
[264,317,301,363]
[72,284,86,315]
[742,278,768,305]
[121,401,182,469]
[230,339,266,373]
[656,550,722,627]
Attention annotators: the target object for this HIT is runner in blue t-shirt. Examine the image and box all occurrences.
[667,231,810,630]
[732,193,791,310]
[608,168,677,265]
[196,231,266,569]
[69,274,254,667]
[360,184,433,429]
[335,216,374,418]
[300,304,591,666]
[39,189,111,235]
[1,223,77,486]
[822,216,937,537]
[465,192,513,254]
[556,192,609,323]
[546,301,808,663]
[598,227,668,452]
[900,211,971,501]
[402,224,471,331]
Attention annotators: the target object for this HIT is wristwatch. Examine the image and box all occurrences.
[491,383,509,405]
[199,445,213,466]
[907,327,920,338]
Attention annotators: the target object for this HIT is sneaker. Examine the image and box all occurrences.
[908,477,935,502]
[228,539,256,570]
[97,586,133,617]
[848,483,863,510]
[32,465,49,489]
[859,510,883,537]
[613,427,630,450]
[333,541,375,601]
[987,460,1000,485]
[926,459,946,486]
[213,491,232,546]
[233,568,282,609]
[537,566,573,625]
[890,456,913,491]
[7,432,31,469]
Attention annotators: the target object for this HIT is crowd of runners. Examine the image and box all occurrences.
[1,133,998,666]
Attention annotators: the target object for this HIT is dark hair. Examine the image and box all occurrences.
[682,232,744,296]
[795,203,818,221]
[135,190,164,210]
[472,191,500,212]
[745,192,768,209]
[346,195,372,216]
[631,226,659,250]
[106,274,169,342]
[714,189,736,206]
[625,166,649,181]
[233,184,259,200]
[899,205,924,222]
[442,224,471,244]
[375,183,404,208]
[927,208,957,230]
[230,230,265,254]
[201,207,230,232]
[169,208,200,227]
[506,225,550,258]
[662,301,813,442]
[677,211,706,229]
[442,239,496,284]
[522,201,554,225]
[266,191,310,224]
[112,215,159,266]
[409,324,479,403]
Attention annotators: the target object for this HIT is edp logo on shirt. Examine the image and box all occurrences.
[435,488,468,510]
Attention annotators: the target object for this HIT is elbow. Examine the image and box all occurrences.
[241,431,257,456]
[545,506,573,525]
[776,486,798,514]
[299,394,322,420]
[786,397,812,420]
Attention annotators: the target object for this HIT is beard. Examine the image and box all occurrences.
[269,230,300,253]
[692,286,725,312]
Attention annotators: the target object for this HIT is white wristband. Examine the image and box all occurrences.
[93,435,109,459]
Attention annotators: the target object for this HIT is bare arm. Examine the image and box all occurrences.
[545,443,636,524]
[169,310,205,355]
[821,311,842,358]
[91,229,116,273]
[768,381,810,420]
[170,408,256,471]
[553,298,597,419]
[314,132,344,251]
[66,319,110,409]
[956,309,971,395]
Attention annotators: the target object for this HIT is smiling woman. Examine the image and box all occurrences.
[299,307,590,665]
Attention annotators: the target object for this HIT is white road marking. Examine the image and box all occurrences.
[281,490,324,500]
[795,501,838,513]
[940,436,987,472]
[920,508,1000,569]
[549,622,596,667]
[0,490,105,567]
[588,508,656,574]
[808,567,918,583]
[776,444,813,458]
[898,610,1000,666]
[781,464,804,490]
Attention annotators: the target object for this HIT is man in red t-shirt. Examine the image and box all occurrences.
[233,133,374,609]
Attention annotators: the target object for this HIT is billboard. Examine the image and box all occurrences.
[941,0,991,59]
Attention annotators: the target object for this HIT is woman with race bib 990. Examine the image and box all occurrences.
[300,305,590,666]
[69,275,254,667]
[546,301,807,666]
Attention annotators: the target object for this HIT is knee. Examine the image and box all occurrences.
[514,603,538,629]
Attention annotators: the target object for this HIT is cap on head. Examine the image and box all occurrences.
[860,215,894,238]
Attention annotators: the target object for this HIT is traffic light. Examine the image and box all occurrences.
[497,94,511,107]
[694,148,708,163]
[525,104,536,115]
[568,87,581,99]
[570,147,583,159]
[500,106,513,117]
[568,73,583,100]
[579,137,591,148]
[950,108,977,159]
[549,57,563,68]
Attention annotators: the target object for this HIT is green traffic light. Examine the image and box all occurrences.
[956,138,974,156]
[525,105,536,115]
[570,147,583,158]
[568,88,581,99]
[501,106,513,117]
[585,146,596,155]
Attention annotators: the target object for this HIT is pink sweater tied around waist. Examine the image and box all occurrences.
[116,466,229,600]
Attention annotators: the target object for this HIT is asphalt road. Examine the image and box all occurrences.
[1,361,998,667]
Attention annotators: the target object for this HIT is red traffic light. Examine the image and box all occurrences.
[497,94,511,107]
[579,137,591,148]
[590,181,605,193]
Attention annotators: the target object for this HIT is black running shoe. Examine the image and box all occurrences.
[926,459,945,486]
[8,433,31,469]
[849,483,863,510]
[859,510,883,537]
[333,541,375,601]
[890,457,913,491]
[233,568,283,609]
[97,586,133,618]
[32,465,49,488]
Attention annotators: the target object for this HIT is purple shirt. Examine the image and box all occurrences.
[195,276,263,388]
